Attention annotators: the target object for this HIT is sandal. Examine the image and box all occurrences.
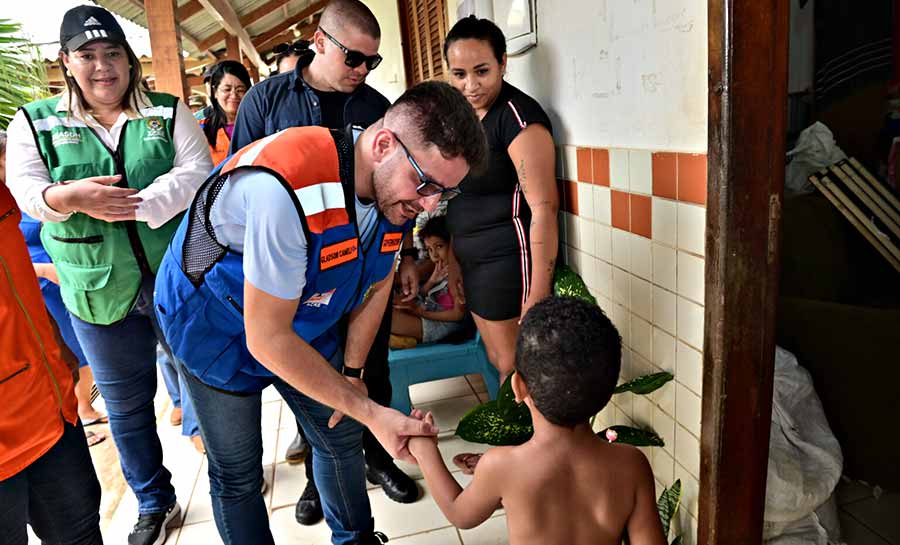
[85,431,106,448]
[82,415,109,426]
[452,453,482,475]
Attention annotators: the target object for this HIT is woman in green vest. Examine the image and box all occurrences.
[5,6,212,544]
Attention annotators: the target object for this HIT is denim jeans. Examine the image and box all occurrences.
[0,421,102,545]
[69,277,176,515]
[158,348,200,437]
[182,351,373,545]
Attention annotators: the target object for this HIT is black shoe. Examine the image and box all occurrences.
[285,432,309,465]
[128,502,181,545]
[294,480,324,525]
[366,462,420,503]
[361,531,390,544]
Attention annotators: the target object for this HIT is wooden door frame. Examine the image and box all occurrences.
[699,0,789,543]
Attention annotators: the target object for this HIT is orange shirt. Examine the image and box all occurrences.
[198,116,231,166]
[0,184,78,480]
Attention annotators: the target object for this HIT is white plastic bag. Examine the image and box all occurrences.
[763,347,844,544]
[786,122,847,194]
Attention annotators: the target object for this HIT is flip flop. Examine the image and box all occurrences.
[85,431,106,448]
[82,415,108,426]
[452,453,482,475]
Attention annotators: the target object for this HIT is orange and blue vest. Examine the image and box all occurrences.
[154,126,409,392]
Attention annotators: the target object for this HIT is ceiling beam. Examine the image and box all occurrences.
[107,0,212,58]
[258,20,318,57]
[251,1,326,50]
[197,0,270,75]
[240,0,292,27]
[176,0,204,21]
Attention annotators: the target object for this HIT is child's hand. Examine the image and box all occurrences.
[408,410,438,460]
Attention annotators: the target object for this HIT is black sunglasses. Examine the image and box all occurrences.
[393,134,461,201]
[319,27,383,71]
[272,40,308,56]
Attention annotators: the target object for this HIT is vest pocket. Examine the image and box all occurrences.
[0,206,16,223]
[0,363,31,385]
[53,261,113,323]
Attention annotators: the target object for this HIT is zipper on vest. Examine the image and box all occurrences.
[0,207,15,223]
[91,124,155,280]
[0,363,31,385]
[50,234,104,244]
[0,255,65,416]
[225,295,244,315]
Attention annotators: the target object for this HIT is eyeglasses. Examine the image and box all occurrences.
[216,85,246,97]
[318,27,383,71]
[393,134,461,201]
[272,40,308,56]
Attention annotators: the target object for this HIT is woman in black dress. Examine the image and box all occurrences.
[444,16,559,384]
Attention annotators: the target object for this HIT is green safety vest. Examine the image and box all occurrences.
[21,92,181,325]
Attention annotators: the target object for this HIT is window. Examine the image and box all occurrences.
[399,0,449,86]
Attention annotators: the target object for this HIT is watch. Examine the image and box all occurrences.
[342,365,365,379]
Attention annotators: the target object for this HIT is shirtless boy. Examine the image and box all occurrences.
[409,296,667,545]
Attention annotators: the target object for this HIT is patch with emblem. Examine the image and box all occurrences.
[320,238,358,271]
[303,288,336,308]
[380,232,403,253]
[143,117,167,142]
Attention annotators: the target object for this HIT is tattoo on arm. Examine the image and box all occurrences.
[517,159,527,193]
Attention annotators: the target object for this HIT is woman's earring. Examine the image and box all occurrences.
[65,69,71,77]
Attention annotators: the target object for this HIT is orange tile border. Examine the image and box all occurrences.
[611,190,630,231]
[630,194,652,238]
[592,148,610,186]
[576,147,593,183]
[677,153,707,206]
[565,180,579,215]
[652,152,677,200]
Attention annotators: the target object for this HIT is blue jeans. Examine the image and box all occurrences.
[182,352,373,545]
[158,348,200,437]
[69,278,176,515]
[0,421,102,545]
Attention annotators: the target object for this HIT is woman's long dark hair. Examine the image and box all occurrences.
[203,60,252,147]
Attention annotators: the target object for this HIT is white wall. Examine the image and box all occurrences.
[363,0,408,102]
[449,0,708,152]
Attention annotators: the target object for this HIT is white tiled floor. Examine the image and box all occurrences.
[48,373,507,545]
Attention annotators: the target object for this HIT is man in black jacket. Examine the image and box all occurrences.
[230,0,421,526]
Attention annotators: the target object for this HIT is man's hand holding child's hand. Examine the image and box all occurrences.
[408,409,438,462]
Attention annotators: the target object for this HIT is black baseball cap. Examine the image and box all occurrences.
[60,5,127,52]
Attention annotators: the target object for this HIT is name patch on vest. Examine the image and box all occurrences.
[143,117,168,142]
[52,130,82,147]
[320,238,358,270]
[380,232,403,254]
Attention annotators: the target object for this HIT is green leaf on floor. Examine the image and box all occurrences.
[614,372,674,395]
[658,479,682,538]
[456,401,534,446]
[598,425,665,447]
[553,264,597,305]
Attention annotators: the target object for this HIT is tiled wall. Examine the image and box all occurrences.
[557,146,707,544]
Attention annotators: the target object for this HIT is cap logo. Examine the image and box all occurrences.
[83,16,102,26]
[83,29,109,40]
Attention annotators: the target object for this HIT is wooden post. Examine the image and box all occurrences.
[225,34,241,62]
[145,0,190,101]
[700,0,790,543]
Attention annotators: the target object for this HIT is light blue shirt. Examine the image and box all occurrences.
[209,168,379,300]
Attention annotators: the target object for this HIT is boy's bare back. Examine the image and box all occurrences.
[476,425,664,545]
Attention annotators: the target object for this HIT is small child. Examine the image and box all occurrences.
[409,296,666,545]
[391,216,467,343]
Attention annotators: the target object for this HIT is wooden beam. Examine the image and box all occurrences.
[198,0,270,75]
[257,19,318,56]
[197,29,228,52]
[176,0,204,20]
[699,0,789,544]
[251,0,327,49]
[240,0,291,27]
[224,34,241,61]
[145,0,190,100]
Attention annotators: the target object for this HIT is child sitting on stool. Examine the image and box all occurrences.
[408,296,666,545]
[391,216,467,346]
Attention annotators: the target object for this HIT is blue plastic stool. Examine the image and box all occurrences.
[388,333,500,413]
